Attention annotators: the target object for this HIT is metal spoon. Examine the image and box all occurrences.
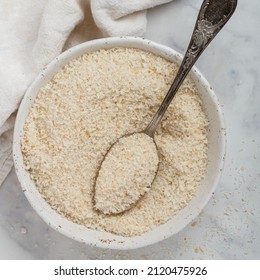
[93,0,237,215]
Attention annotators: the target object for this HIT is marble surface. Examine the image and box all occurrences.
[0,0,259,259]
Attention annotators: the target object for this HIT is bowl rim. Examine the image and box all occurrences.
[13,36,226,250]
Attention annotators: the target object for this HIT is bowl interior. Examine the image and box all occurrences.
[13,37,225,250]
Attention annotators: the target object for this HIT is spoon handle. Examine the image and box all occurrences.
[145,0,237,137]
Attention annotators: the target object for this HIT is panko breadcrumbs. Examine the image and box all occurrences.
[94,132,159,215]
[21,47,209,237]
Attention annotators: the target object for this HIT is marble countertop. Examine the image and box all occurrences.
[0,0,259,259]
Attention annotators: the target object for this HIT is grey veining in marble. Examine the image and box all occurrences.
[0,0,259,259]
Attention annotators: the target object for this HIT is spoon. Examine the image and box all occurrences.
[93,0,237,215]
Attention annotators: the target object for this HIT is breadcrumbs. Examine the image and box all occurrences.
[21,47,209,237]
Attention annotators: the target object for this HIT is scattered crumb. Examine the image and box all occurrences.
[191,221,197,227]
[194,247,200,253]
[20,226,27,234]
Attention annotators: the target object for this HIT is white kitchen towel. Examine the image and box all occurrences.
[0,0,173,186]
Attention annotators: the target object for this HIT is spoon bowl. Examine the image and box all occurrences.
[93,132,159,215]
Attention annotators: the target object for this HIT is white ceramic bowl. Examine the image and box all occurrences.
[13,37,226,250]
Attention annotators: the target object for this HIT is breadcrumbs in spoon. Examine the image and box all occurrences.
[94,133,159,215]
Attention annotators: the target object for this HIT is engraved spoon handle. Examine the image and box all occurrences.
[145,0,237,137]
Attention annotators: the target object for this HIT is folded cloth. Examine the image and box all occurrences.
[0,0,172,186]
